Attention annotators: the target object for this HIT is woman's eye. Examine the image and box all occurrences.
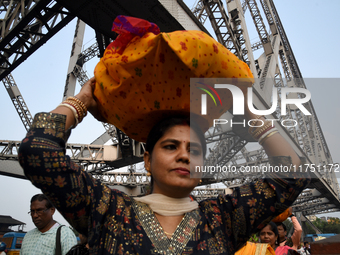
[164,144,176,150]
[190,148,201,155]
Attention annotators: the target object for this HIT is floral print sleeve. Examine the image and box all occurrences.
[18,113,116,247]
[199,157,310,254]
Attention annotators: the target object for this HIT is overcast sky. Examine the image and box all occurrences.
[0,0,339,232]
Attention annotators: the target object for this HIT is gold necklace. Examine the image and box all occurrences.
[164,231,173,236]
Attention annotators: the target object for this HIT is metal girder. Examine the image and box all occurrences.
[258,0,276,35]
[300,205,339,216]
[76,42,99,66]
[0,140,116,162]
[0,139,144,172]
[245,0,272,55]
[204,131,248,170]
[191,0,206,23]
[226,0,250,64]
[249,0,338,196]
[265,0,301,81]
[93,172,150,187]
[0,140,144,166]
[62,18,85,100]
[292,197,331,213]
[0,0,75,80]
[251,41,263,51]
[0,0,339,217]
[191,188,226,200]
[301,214,322,234]
[195,0,243,59]
[189,0,340,213]
[293,189,322,205]
[72,64,89,87]
[54,0,206,38]
[2,73,33,130]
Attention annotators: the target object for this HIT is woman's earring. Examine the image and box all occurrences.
[146,166,151,176]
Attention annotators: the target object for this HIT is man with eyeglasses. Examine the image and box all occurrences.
[21,194,77,255]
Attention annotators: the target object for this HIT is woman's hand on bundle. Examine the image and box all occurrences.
[75,77,106,123]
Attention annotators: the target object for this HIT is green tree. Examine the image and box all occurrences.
[308,217,340,234]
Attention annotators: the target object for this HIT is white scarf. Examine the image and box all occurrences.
[134,193,199,216]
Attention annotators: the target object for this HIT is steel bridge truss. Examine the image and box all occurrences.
[1,0,339,216]
[0,0,74,80]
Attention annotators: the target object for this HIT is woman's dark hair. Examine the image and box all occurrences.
[31,194,54,209]
[145,116,207,157]
[266,221,279,236]
[276,221,287,231]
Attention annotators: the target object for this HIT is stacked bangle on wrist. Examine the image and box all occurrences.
[67,96,88,117]
[248,115,264,134]
[259,128,278,145]
[58,103,79,127]
[249,118,279,145]
[58,96,88,128]
[251,122,273,139]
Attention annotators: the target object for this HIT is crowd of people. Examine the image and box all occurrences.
[16,15,312,255]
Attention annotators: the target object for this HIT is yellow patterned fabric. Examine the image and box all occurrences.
[94,17,254,142]
[235,242,275,255]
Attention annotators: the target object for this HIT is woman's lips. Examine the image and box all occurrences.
[173,168,190,175]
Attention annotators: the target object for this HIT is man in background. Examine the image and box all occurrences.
[276,214,302,251]
[21,194,77,255]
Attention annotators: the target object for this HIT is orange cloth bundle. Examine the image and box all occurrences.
[94,16,254,142]
[272,207,293,222]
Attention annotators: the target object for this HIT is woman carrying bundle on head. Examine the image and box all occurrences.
[18,16,310,255]
[259,222,300,255]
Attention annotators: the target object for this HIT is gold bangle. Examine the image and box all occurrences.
[259,130,279,145]
[248,115,263,133]
[253,124,272,138]
[58,103,79,127]
[252,122,273,139]
[67,97,87,117]
[63,100,84,123]
[258,128,278,144]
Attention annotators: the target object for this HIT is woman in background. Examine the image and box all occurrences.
[260,222,300,255]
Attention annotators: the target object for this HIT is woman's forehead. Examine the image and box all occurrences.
[161,125,201,142]
[261,225,273,232]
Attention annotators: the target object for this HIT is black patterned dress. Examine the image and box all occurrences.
[18,113,310,255]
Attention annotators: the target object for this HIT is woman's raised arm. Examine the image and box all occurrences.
[18,77,117,239]
[244,103,300,167]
